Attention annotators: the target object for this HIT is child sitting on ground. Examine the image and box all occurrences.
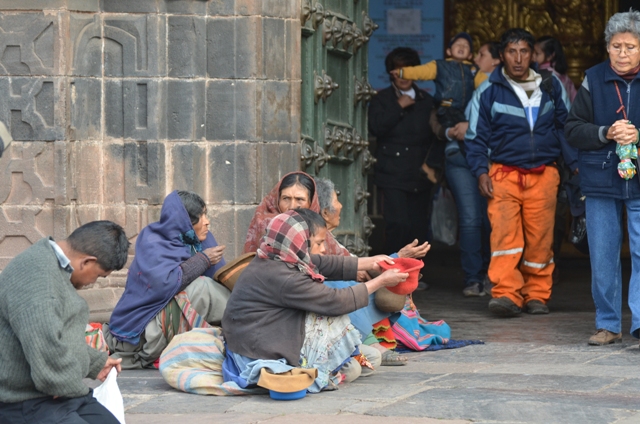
[391,32,486,129]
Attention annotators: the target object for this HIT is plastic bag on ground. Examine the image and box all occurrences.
[431,186,458,246]
[92,368,125,424]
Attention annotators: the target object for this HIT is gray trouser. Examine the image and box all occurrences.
[104,276,230,369]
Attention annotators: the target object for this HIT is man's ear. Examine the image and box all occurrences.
[320,208,330,220]
[446,48,452,57]
[79,256,98,270]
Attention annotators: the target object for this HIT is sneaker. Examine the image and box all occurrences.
[488,296,521,317]
[525,300,549,314]
[588,329,622,346]
[463,282,486,297]
[482,275,493,295]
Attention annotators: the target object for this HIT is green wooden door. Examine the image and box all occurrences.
[300,0,378,256]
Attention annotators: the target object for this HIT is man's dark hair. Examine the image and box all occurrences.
[536,36,569,74]
[177,190,206,225]
[279,173,315,202]
[499,28,535,53]
[294,208,326,236]
[67,220,129,271]
[385,47,421,79]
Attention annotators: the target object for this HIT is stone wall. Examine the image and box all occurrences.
[0,0,302,317]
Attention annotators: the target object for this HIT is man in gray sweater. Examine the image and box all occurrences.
[0,220,130,423]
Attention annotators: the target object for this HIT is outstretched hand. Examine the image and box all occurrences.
[398,239,431,259]
[365,268,409,294]
[357,255,394,273]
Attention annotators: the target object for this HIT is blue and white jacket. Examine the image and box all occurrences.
[464,65,578,178]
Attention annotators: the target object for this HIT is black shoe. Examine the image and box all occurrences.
[525,300,549,314]
[488,297,521,317]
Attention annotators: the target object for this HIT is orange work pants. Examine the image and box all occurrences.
[486,163,559,307]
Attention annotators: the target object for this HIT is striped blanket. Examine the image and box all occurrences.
[159,327,263,396]
[373,295,450,351]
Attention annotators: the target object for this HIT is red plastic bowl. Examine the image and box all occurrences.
[377,258,424,295]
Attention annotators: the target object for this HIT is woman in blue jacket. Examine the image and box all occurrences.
[565,9,640,346]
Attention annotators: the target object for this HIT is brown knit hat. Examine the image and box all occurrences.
[213,252,256,291]
[257,368,318,393]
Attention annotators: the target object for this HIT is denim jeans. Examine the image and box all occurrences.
[585,196,640,337]
[444,150,491,286]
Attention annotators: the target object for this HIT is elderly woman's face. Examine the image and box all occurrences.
[608,32,640,73]
[321,191,343,232]
[192,211,210,242]
[278,184,311,212]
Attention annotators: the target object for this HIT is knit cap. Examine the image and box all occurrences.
[449,32,473,52]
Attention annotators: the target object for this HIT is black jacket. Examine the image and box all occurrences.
[368,85,439,192]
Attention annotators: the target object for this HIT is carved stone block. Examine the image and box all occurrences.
[234,0,261,16]
[0,142,57,207]
[100,0,162,14]
[166,0,208,15]
[69,78,101,140]
[256,142,285,199]
[289,80,301,140]
[0,77,65,141]
[165,80,205,140]
[235,205,256,256]
[102,142,125,204]
[68,0,100,12]
[168,16,206,78]
[285,19,301,81]
[123,141,166,205]
[235,80,258,141]
[262,1,292,20]
[207,142,235,203]
[207,0,234,16]
[170,143,207,197]
[262,81,291,141]
[105,79,160,140]
[103,15,166,78]
[235,16,262,78]
[102,204,152,244]
[70,205,101,229]
[0,0,99,12]
[206,17,234,78]
[233,142,257,204]
[67,141,103,204]
[0,0,65,11]
[0,12,61,76]
[0,207,46,269]
[70,14,102,77]
[207,205,235,259]
[206,80,234,140]
[263,18,285,80]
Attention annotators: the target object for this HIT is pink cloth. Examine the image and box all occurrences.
[539,63,577,102]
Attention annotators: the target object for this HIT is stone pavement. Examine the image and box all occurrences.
[117,249,640,424]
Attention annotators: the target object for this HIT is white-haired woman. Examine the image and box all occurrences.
[566,9,640,346]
